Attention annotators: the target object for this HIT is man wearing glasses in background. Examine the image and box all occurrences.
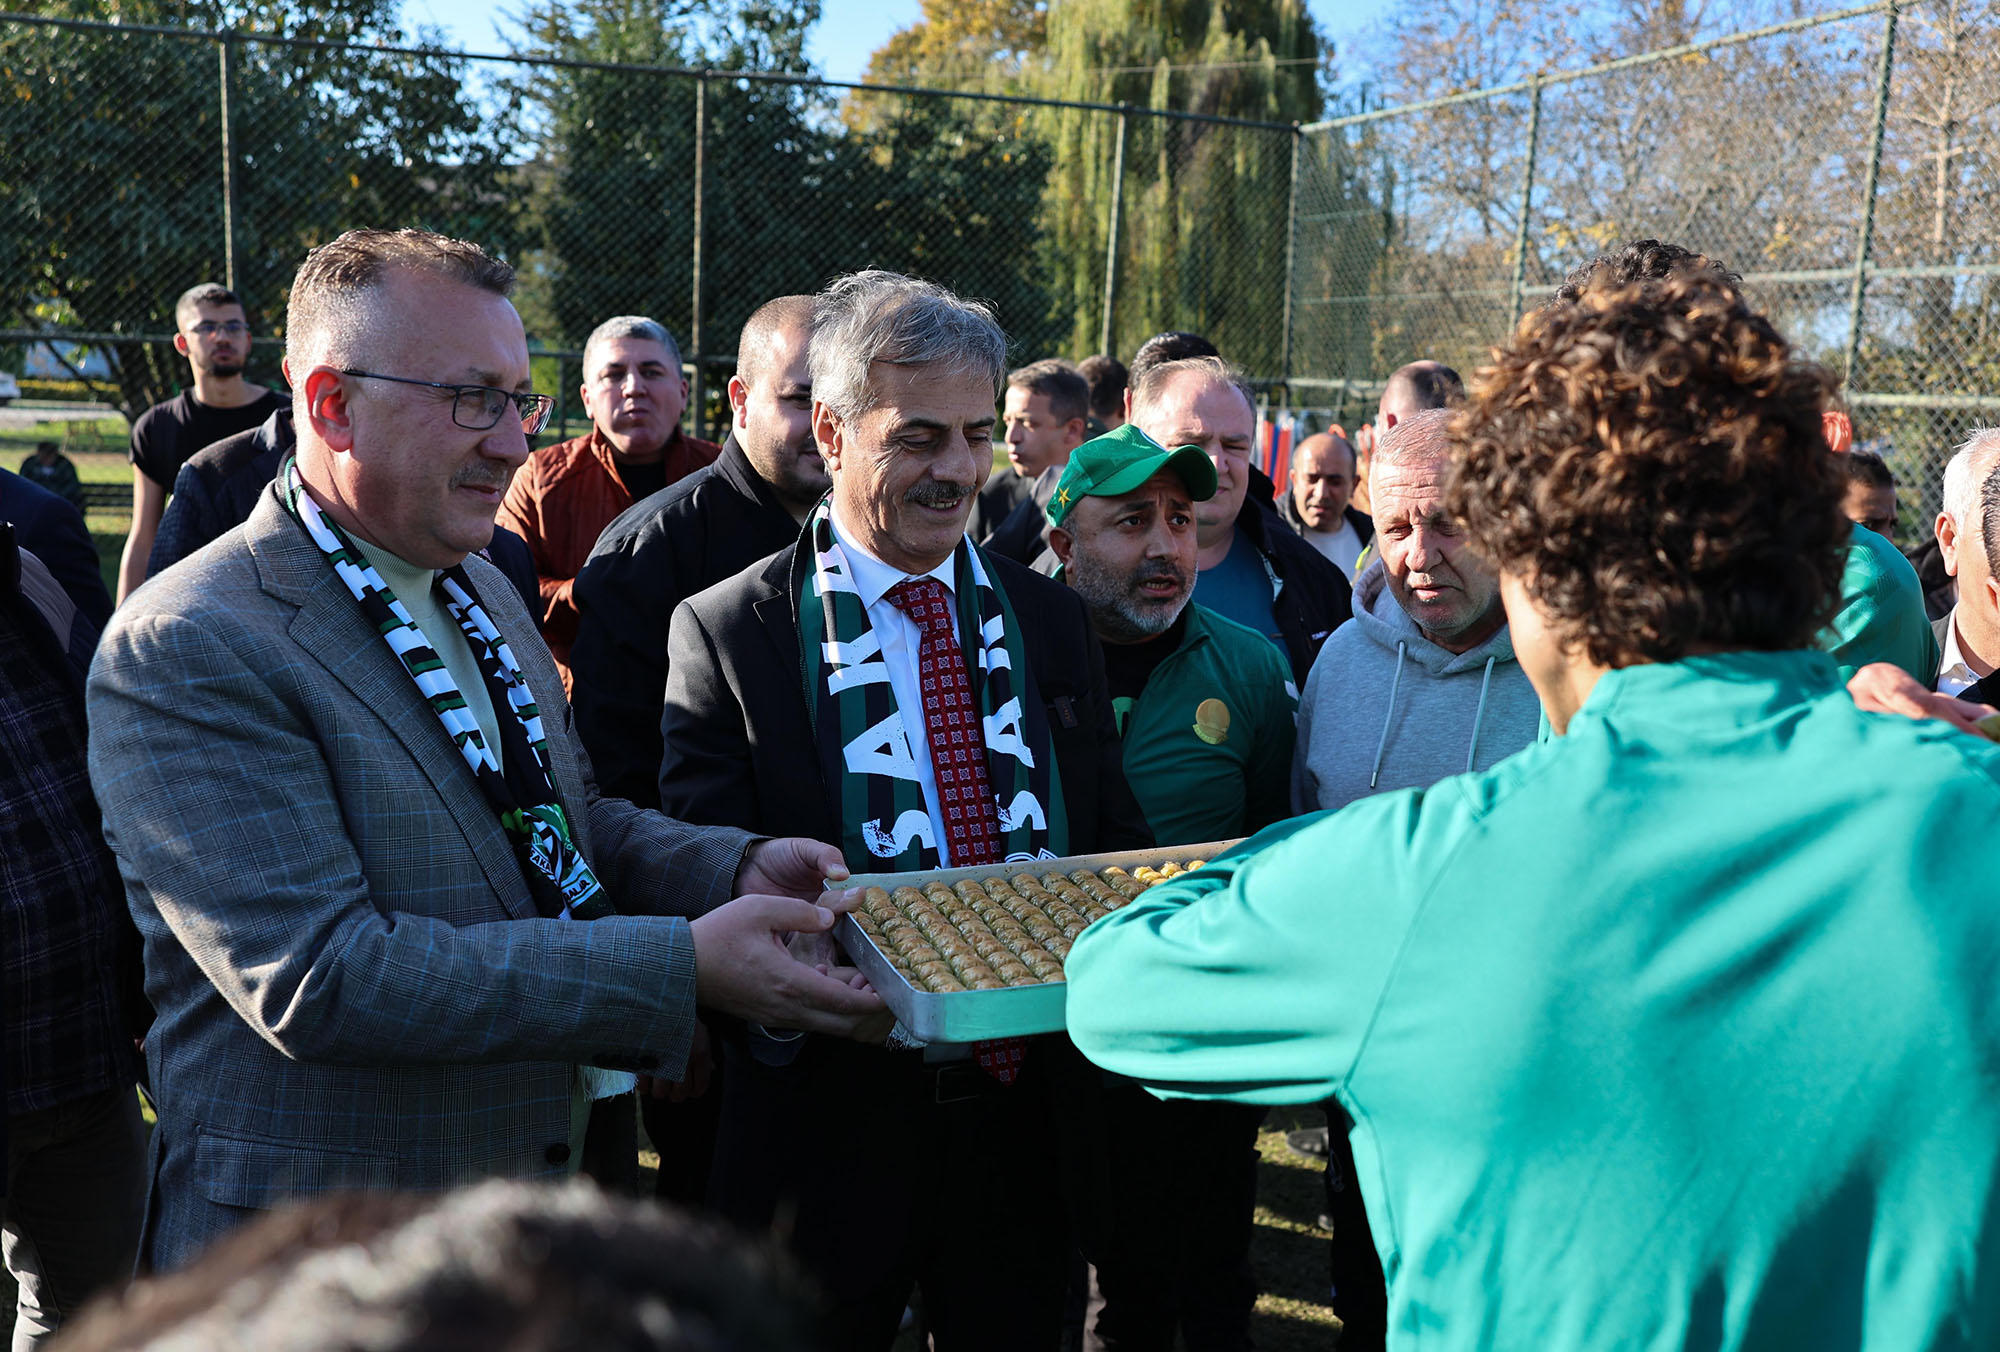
[87,229,891,1272]
[119,284,289,602]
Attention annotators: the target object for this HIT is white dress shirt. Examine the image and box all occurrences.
[1936,609,1988,698]
[828,509,962,863]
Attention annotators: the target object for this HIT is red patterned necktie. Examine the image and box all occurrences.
[885,576,1026,1085]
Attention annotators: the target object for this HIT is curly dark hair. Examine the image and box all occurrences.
[1547,238,1741,309]
[1444,271,1849,669]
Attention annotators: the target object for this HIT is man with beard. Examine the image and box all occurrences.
[568,295,827,1204]
[1044,424,1295,1351]
[659,270,1150,1351]
[120,284,289,602]
[497,315,718,690]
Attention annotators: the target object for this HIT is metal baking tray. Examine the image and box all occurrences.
[830,840,1242,1042]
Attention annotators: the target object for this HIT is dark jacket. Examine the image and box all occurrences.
[1241,497,1353,686]
[0,468,111,631]
[660,539,1153,857]
[981,465,1061,566]
[571,436,805,809]
[145,408,538,610]
[1905,535,1955,622]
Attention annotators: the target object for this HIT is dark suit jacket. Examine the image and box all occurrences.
[660,538,1152,858]
[571,436,805,809]
[0,467,111,630]
[1936,611,2000,707]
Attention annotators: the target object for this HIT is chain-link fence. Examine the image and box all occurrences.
[0,10,1298,443]
[6,3,1994,519]
[1291,0,2000,526]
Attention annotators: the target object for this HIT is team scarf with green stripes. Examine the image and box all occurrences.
[279,459,610,925]
[798,499,1067,872]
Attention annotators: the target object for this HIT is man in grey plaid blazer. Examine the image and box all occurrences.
[87,228,887,1272]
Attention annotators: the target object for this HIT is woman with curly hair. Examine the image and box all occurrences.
[1066,271,2000,1351]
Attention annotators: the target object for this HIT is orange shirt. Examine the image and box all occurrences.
[496,426,719,691]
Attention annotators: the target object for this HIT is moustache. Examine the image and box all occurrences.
[905,482,971,509]
[1133,565,1189,592]
[451,465,514,494]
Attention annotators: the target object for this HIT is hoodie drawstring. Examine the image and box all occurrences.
[1465,654,1496,773]
[1369,640,1407,790]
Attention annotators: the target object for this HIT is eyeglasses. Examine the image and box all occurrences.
[339,369,554,436]
[189,320,249,338]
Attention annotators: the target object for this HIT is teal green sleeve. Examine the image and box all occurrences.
[1066,795,1431,1104]
[1243,646,1298,834]
[1822,525,1939,685]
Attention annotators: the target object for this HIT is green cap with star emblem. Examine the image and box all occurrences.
[1045,422,1217,529]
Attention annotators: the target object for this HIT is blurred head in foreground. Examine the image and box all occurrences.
[55,1180,821,1352]
[1447,270,1849,730]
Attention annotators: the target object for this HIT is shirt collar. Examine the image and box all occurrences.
[829,507,958,609]
[1939,609,1982,693]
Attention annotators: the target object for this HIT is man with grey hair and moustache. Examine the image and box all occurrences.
[86,228,889,1272]
[1045,424,1294,1351]
[497,314,718,690]
[660,270,1150,1351]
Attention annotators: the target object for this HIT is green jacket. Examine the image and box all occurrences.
[1824,521,1938,683]
[1070,649,2000,1350]
[1114,604,1296,846]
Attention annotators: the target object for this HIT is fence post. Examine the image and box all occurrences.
[217,35,238,293]
[689,71,709,441]
[1280,125,1302,392]
[1508,77,1543,328]
[1098,107,1130,358]
[1845,1,1899,388]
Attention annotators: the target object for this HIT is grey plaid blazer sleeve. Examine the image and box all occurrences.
[87,529,748,1078]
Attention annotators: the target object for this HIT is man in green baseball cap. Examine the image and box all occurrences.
[1044,419,1296,1350]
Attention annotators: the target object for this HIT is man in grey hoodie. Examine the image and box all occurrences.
[1293,408,1541,813]
[1287,407,1542,1352]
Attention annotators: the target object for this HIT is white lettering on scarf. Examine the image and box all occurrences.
[982,696,1035,768]
[977,614,1012,673]
[864,809,936,859]
[814,546,859,596]
[995,790,1046,834]
[824,630,893,695]
[844,711,924,781]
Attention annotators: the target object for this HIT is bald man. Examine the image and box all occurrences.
[1280,431,1372,581]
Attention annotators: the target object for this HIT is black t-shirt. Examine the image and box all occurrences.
[129,388,289,491]
[1101,609,1188,735]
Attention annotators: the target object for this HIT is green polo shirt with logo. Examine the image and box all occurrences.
[1111,604,1297,847]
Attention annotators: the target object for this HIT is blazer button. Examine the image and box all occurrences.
[545,1143,572,1166]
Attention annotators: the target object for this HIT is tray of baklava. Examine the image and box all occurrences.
[831,841,1241,1042]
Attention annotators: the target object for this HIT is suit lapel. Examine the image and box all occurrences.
[249,493,542,921]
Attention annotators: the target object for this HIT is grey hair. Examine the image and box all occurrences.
[808,270,1006,421]
[583,315,680,377]
[1941,426,2000,524]
[1373,406,1456,468]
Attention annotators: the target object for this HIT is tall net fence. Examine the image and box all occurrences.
[8,3,1995,519]
[0,12,1297,442]
[1292,0,2000,525]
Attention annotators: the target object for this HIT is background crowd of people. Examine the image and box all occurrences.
[2,225,1996,1352]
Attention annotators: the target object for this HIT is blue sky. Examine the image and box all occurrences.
[398,0,1399,83]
